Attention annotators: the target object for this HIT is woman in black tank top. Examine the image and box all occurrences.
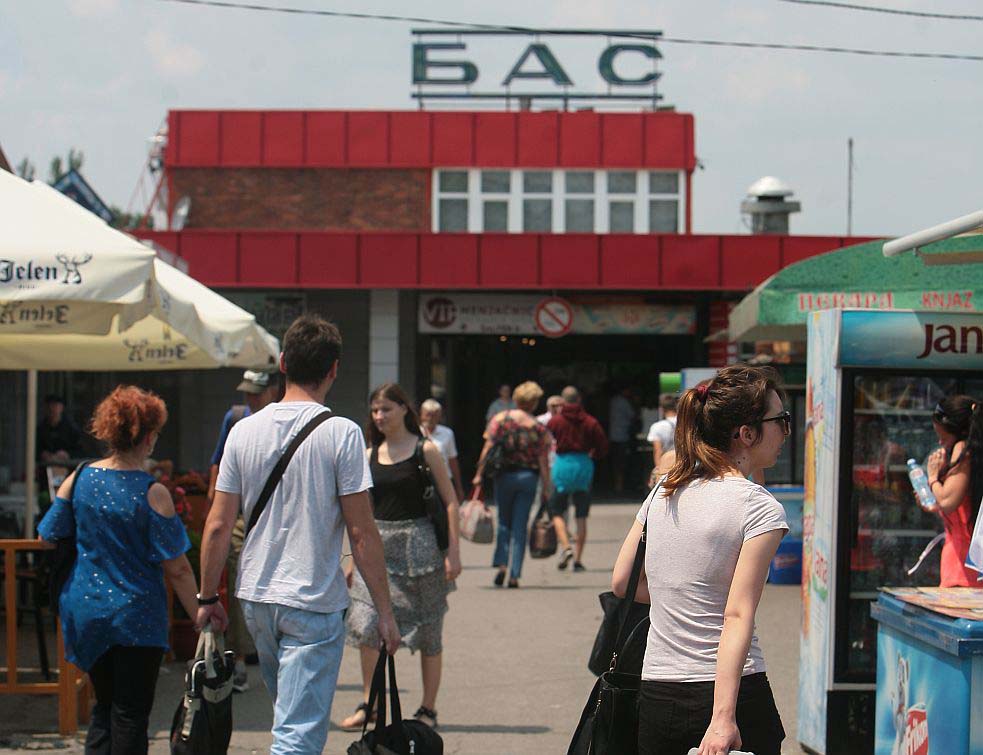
[368,445,428,520]
[342,382,461,733]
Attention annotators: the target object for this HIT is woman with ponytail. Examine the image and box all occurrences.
[611,364,790,755]
[925,395,983,588]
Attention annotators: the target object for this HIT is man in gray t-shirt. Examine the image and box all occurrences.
[196,315,399,754]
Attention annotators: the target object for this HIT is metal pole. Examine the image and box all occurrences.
[25,369,37,537]
[847,137,854,236]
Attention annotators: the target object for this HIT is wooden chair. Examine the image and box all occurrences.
[0,540,90,735]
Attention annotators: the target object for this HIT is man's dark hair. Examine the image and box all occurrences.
[282,314,342,386]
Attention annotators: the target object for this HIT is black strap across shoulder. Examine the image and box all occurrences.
[612,481,660,665]
[244,410,333,539]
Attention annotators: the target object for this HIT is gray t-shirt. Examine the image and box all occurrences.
[216,401,372,614]
[635,476,787,682]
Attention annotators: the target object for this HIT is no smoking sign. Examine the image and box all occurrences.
[534,297,574,338]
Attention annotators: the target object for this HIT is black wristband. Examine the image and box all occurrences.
[196,593,220,606]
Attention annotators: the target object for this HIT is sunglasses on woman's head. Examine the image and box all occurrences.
[733,410,792,438]
[933,403,947,423]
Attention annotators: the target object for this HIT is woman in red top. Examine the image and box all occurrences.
[925,395,983,587]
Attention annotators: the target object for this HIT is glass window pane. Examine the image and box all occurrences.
[608,171,637,194]
[523,171,552,193]
[523,199,552,232]
[565,199,594,232]
[649,171,679,194]
[565,171,594,194]
[483,200,508,232]
[649,199,679,232]
[438,170,468,193]
[438,198,468,231]
[481,170,510,193]
[610,201,634,232]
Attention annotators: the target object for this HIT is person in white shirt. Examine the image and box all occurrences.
[420,398,465,503]
[613,365,790,755]
[647,393,678,485]
[196,314,400,755]
[536,395,564,426]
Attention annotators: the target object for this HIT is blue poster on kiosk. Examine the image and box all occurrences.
[872,591,983,755]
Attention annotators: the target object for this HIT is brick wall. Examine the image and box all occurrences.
[171,168,430,230]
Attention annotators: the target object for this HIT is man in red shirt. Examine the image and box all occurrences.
[546,386,609,571]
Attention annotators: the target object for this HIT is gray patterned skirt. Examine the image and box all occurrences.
[346,518,455,655]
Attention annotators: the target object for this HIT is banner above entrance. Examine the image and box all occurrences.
[418,293,696,336]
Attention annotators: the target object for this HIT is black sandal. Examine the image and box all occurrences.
[341,702,375,731]
[414,705,438,729]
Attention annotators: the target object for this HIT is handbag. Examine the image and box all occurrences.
[458,487,494,544]
[528,502,557,559]
[415,438,450,552]
[170,626,235,755]
[567,501,652,755]
[46,460,91,615]
[587,481,662,676]
[481,411,514,483]
[348,651,443,755]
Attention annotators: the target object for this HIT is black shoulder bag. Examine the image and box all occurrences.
[347,651,444,755]
[568,492,654,755]
[46,460,92,615]
[587,483,661,675]
[415,438,450,552]
[244,411,333,539]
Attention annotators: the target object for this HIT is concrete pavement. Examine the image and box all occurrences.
[0,502,806,753]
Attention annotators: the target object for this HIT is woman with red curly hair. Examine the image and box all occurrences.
[39,385,199,754]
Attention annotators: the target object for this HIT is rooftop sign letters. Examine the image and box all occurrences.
[412,28,663,107]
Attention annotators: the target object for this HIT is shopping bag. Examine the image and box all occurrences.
[459,488,494,544]
[348,651,443,755]
[170,625,235,755]
[528,503,557,559]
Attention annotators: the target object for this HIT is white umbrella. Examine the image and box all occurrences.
[0,170,156,334]
[0,170,279,533]
[0,259,279,370]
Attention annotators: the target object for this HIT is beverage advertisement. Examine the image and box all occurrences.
[798,310,841,753]
[875,627,978,754]
[838,309,983,369]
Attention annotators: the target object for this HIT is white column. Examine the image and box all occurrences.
[369,290,400,389]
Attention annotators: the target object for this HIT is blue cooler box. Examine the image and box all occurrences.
[870,592,983,755]
[767,537,802,584]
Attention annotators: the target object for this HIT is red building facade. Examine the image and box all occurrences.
[137,108,870,480]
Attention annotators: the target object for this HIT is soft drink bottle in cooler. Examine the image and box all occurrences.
[906,459,937,510]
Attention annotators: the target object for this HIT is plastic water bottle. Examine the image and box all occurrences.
[907,459,937,510]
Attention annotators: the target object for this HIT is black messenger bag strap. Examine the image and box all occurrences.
[610,481,660,668]
[244,410,333,539]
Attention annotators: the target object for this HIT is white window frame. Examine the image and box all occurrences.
[432,169,685,234]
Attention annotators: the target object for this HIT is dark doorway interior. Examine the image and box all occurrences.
[429,332,702,493]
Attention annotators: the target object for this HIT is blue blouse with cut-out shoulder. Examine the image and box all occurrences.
[37,466,191,671]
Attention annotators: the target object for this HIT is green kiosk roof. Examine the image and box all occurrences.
[728,235,983,342]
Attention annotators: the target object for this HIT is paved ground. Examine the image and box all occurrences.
[1,502,806,753]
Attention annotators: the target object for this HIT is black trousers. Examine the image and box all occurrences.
[637,672,785,755]
[85,645,164,755]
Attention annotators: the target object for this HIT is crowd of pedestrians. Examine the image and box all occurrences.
[36,312,853,754]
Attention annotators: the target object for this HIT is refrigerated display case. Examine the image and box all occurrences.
[798,309,983,755]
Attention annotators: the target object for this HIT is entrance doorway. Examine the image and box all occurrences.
[426,332,702,493]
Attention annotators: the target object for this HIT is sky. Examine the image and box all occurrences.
[2,0,980,237]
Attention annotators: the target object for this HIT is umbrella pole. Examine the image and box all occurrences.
[25,369,37,537]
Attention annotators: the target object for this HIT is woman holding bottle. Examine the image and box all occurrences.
[925,395,983,588]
